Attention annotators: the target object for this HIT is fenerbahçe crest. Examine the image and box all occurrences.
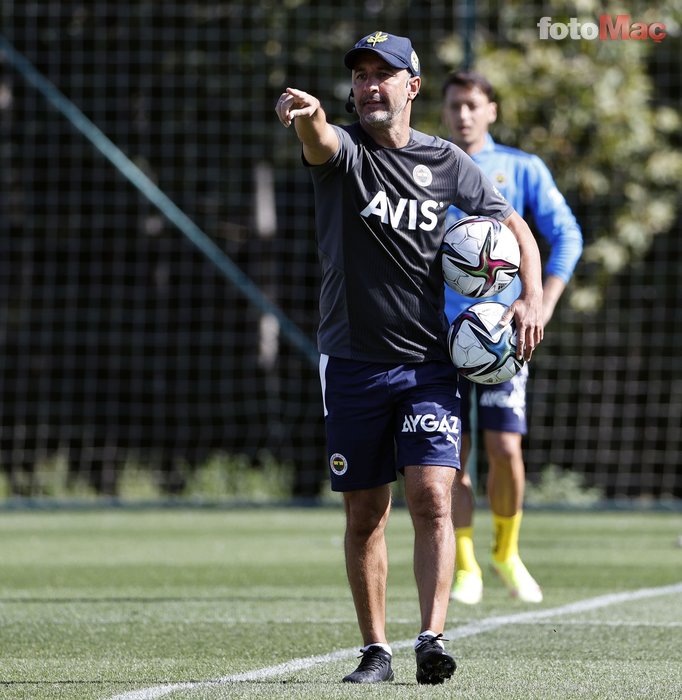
[330,452,348,476]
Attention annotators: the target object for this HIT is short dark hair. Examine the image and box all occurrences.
[441,70,496,102]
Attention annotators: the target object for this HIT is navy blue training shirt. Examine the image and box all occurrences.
[307,122,514,363]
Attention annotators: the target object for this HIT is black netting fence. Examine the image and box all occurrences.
[1,1,680,501]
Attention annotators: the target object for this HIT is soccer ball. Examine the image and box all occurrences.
[441,215,520,298]
[447,301,525,385]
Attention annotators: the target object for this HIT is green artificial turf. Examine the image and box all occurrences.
[0,507,680,699]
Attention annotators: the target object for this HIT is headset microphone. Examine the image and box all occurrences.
[345,89,355,114]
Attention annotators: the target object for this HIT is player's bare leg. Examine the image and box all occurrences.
[405,465,456,630]
[452,434,474,529]
[404,465,457,683]
[450,435,484,604]
[485,430,524,517]
[343,485,392,647]
[486,430,542,602]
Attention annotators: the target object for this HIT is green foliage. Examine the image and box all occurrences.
[0,470,9,498]
[0,452,295,502]
[181,451,294,502]
[428,0,682,312]
[525,463,604,506]
[116,461,163,500]
[0,454,98,500]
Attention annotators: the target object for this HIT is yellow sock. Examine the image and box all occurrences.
[491,511,522,563]
[455,527,482,577]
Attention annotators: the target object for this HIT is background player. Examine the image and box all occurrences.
[441,70,583,605]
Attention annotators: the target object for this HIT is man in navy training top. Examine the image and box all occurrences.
[442,70,583,606]
[276,34,544,684]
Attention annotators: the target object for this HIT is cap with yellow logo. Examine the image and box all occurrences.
[344,31,420,77]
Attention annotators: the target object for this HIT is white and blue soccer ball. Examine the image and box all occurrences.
[441,215,520,298]
[447,301,525,385]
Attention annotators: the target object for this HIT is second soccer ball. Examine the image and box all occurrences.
[447,301,525,385]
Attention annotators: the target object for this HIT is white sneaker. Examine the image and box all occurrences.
[450,569,483,605]
[490,555,543,603]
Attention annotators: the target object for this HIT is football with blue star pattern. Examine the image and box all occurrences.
[448,301,525,384]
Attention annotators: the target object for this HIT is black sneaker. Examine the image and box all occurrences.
[342,646,394,683]
[415,633,456,685]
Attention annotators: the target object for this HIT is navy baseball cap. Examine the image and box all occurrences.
[344,31,421,77]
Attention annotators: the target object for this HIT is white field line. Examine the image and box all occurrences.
[105,581,682,700]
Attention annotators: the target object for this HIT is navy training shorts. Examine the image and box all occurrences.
[460,363,529,435]
[319,355,462,492]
